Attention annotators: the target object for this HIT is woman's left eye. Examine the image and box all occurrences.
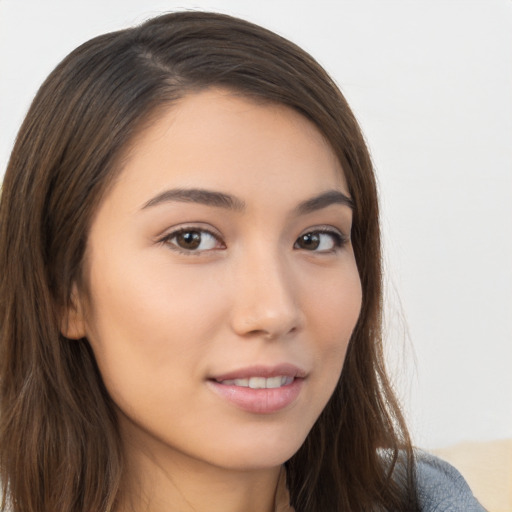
[294,229,346,252]
[161,228,223,253]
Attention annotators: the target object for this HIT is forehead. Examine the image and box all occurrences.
[110,88,348,208]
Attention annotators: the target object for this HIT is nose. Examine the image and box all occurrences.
[229,248,303,340]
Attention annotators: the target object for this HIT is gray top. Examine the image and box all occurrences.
[416,452,486,511]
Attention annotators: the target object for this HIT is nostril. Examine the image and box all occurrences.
[233,316,301,341]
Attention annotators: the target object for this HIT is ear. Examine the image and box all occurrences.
[60,284,87,340]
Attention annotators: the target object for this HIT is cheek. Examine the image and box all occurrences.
[304,259,362,344]
[82,249,235,403]
[300,259,362,394]
[86,245,223,337]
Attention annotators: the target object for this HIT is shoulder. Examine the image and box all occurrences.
[415,451,486,512]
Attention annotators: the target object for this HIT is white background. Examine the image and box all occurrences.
[1,0,511,450]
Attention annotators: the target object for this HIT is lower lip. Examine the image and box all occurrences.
[207,378,304,414]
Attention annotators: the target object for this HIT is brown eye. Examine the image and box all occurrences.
[176,231,202,250]
[294,230,345,252]
[163,229,221,253]
[295,232,320,250]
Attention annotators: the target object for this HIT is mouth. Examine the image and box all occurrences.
[210,363,306,386]
[214,376,295,389]
[207,364,306,414]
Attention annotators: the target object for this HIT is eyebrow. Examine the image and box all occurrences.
[295,190,354,214]
[142,188,246,211]
[141,187,353,213]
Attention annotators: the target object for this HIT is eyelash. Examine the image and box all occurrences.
[159,225,348,255]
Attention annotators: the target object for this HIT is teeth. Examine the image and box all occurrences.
[249,377,266,389]
[219,376,294,389]
[265,376,284,389]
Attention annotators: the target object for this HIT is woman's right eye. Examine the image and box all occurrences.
[160,228,224,253]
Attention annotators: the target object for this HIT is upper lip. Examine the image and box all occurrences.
[211,363,307,382]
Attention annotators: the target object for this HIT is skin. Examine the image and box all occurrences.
[65,89,362,512]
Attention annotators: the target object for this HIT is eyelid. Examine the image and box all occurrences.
[298,224,348,240]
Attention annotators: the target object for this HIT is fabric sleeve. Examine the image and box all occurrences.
[416,451,487,512]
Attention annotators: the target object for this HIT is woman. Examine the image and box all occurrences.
[0,11,484,512]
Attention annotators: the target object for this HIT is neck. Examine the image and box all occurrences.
[116,424,283,512]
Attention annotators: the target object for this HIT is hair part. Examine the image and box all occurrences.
[0,11,417,511]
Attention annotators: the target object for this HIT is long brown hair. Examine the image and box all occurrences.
[0,11,417,511]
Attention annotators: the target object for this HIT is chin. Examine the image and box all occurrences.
[202,426,310,471]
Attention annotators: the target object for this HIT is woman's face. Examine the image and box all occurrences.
[71,89,362,471]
